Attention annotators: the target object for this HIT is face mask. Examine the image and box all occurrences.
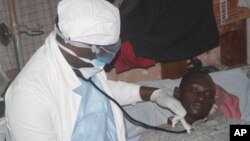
[94,40,121,65]
[54,24,121,68]
[56,41,106,69]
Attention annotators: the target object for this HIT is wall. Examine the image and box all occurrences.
[0,0,59,73]
[0,0,15,72]
[106,63,162,83]
[238,0,250,63]
[247,19,250,63]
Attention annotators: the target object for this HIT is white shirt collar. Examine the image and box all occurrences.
[78,67,103,79]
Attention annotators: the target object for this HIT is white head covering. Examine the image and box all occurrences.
[57,0,120,45]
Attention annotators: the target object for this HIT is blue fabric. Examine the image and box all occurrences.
[72,76,117,141]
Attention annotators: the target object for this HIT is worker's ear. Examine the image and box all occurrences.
[173,87,180,100]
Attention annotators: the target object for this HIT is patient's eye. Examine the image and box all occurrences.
[204,91,213,99]
[189,85,214,99]
[190,85,200,93]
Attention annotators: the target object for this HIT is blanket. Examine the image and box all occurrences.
[140,116,250,141]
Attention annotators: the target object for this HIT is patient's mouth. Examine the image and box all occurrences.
[193,103,202,110]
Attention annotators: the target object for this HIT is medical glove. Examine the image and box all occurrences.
[150,88,186,117]
[150,89,191,132]
[172,116,192,133]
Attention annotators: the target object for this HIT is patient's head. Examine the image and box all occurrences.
[174,71,216,124]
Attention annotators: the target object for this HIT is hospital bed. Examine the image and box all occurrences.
[124,65,250,141]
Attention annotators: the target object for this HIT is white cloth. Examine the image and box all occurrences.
[5,32,141,141]
[57,0,120,45]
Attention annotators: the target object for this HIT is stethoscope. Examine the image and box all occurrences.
[73,69,187,134]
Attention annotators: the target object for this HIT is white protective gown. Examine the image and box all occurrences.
[5,32,141,141]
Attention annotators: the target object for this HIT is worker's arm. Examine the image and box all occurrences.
[5,85,56,141]
[106,80,182,104]
[106,80,142,105]
[107,80,190,132]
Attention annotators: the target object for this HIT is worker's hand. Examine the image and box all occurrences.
[150,88,186,117]
[172,116,192,133]
[150,88,191,132]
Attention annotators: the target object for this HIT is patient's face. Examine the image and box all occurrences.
[174,73,216,124]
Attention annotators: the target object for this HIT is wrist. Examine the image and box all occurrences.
[140,86,159,101]
[150,89,163,101]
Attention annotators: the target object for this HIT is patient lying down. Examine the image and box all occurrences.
[139,71,249,141]
[173,71,216,125]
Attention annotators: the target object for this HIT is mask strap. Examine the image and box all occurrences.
[99,46,115,55]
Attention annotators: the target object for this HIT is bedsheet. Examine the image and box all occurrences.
[139,116,250,141]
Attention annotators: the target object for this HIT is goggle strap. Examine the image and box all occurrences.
[54,24,117,56]
[56,40,92,64]
[54,24,92,49]
[91,45,101,54]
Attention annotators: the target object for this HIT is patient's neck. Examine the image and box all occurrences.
[185,116,196,125]
[168,116,196,125]
[185,115,208,125]
[168,115,205,126]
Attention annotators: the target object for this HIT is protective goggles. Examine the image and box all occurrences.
[54,24,121,64]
